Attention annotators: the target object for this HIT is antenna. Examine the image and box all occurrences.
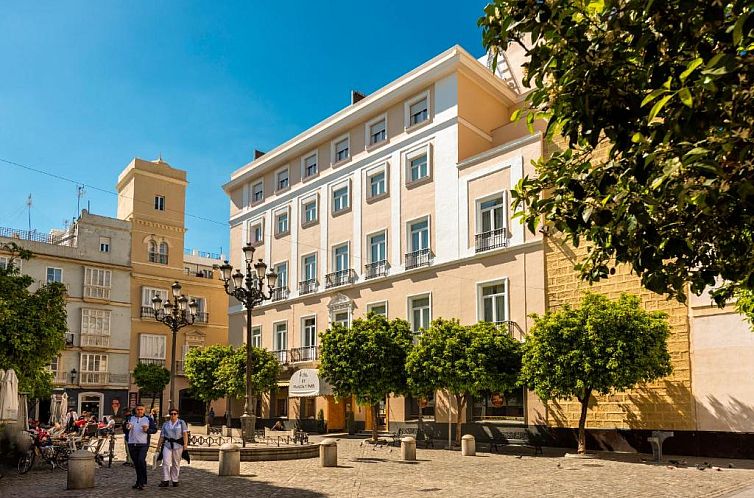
[76,185,86,216]
[26,194,32,233]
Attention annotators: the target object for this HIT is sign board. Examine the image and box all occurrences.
[289,369,332,398]
[128,391,139,409]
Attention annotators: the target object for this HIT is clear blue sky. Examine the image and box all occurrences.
[0,1,488,255]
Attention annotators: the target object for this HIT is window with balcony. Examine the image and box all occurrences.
[408,97,429,127]
[276,168,289,191]
[251,326,262,348]
[139,333,166,366]
[366,302,387,317]
[189,296,208,323]
[272,261,289,301]
[327,244,355,288]
[300,254,318,294]
[303,199,318,225]
[479,280,508,324]
[406,218,432,269]
[248,221,264,246]
[274,322,288,363]
[276,211,289,236]
[99,236,110,253]
[368,117,387,146]
[365,232,389,279]
[333,136,350,163]
[292,316,319,362]
[81,308,111,347]
[303,153,318,179]
[141,287,167,318]
[409,295,431,334]
[476,195,507,252]
[154,195,165,211]
[332,186,349,214]
[84,267,112,299]
[80,353,108,384]
[46,267,62,283]
[369,171,386,198]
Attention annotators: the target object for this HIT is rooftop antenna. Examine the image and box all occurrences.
[76,185,86,216]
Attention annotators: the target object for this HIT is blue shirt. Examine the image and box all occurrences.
[126,415,150,445]
[161,419,187,441]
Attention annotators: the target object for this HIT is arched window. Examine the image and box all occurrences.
[148,241,158,263]
[159,242,169,264]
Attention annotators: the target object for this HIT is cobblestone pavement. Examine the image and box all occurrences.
[3,436,754,498]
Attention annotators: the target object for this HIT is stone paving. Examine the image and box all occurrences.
[3,436,754,498]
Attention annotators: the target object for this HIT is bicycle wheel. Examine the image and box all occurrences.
[55,447,70,471]
[17,450,34,475]
[107,436,115,468]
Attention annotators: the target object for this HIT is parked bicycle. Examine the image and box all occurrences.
[82,428,116,467]
[17,428,70,474]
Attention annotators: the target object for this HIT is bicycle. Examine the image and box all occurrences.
[82,429,116,467]
[17,429,69,474]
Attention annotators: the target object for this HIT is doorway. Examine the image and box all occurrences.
[78,392,103,419]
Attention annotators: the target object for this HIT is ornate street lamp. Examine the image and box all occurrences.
[150,281,198,415]
[219,243,277,442]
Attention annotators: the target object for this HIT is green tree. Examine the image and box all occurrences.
[319,313,413,442]
[0,243,67,398]
[406,319,521,446]
[133,362,170,410]
[215,344,279,415]
[480,0,754,305]
[521,293,672,454]
[184,344,233,424]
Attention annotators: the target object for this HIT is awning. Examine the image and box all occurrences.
[288,369,332,398]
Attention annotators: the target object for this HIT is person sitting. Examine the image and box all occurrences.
[272,420,285,431]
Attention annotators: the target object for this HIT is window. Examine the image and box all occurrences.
[369,232,386,263]
[189,296,207,317]
[249,221,264,245]
[369,171,386,198]
[139,334,166,360]
[409,153,429,182]
[99,237,110,253]
[302,317,317,347]
[303,254,317,281]
[274,322,288,351]
[276,169,289,191]
[252,181,264,203]
[334,137,350,163]
[367,302,387,317]
[148,241,158,263]
[46,267,62,283]
[251,326,262,348]
[142,287,168,308]
[50,355,60,374]
[409,97,429,126]
[303,200,318,225]
[333,244,349,272]
[154,195,165,211]
[368,118,387,146]
[159,242,169,264]
[81,309,111,336]
[84,267,111,299]
[480,281,508,323]
[472,389,525,421]
[332,186,349,213]
[303,153,318,178]
[409,219,429,252]
[148,241,168,264]
[332,311,349,328]
[81,353,107,372]
[274,262,288,288]
[0,256,8,270]
[409,295,431,333]
[276,212,289,235]
[479,196,505,233]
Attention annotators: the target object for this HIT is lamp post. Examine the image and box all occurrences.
[150,281,198,415]
[218,244,277,442]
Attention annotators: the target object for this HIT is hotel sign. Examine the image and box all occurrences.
[289,369,332,398]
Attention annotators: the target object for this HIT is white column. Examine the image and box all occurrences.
[290,201,299,293]
[319,185,329,285]
[351,174,362,275]
[390,151,402,270]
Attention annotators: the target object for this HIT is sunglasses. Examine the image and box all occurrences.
[170,412,178,415]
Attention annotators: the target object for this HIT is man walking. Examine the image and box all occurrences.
[125,404,153,490]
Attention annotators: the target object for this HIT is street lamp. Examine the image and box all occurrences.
[149,280,198,415]
[219,243,277,442]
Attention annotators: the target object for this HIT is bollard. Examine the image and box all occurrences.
[401,436,416,461]
[461,434,476,456]
[319,438,338,467]
[67,450,95,490]
[218,443,241,476]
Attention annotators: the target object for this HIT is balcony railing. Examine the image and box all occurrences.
[271,287,289,302]
[140,306,155,319]
[0,226,70,245]
[184,267,214,279]
[50,370,68,384]
[194,312,209,324]
[79,371,109,385]
[273,350,289,364]
[405,248,433,270]
[498,321,525,342]
[80,334,110,348]
[138,358,166,367]
[364,260,389,280]
[298,279,318,295]
[475,228,508,253]
[290,346,319,363]
[325,269,357,289]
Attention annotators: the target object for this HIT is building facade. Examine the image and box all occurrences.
[223,46,545,431]
[0,211,132,420]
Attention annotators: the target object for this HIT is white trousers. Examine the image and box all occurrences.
[162,445,183,482]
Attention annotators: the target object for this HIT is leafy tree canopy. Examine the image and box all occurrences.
[184,344,233,404]
[0,242,67,398]
[215,344,279,400]
[480,0,754,305]
[133,362,170,396]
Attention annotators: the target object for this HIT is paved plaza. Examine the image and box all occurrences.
[3,437,754,498]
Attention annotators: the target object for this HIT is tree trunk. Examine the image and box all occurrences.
[417,398,424,430]
[577,388,592,454]
[455,394,467,447]
[371,403,380,442]
[205,401,210,426]
[226,397,232,427]
[150,392,156,410]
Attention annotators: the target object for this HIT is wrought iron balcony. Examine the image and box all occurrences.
[298,279,318,295]
[405,248,433,270]
[273,350,289,364]
[194,312,209,324]
[325,269,357,289]
[290,346,319,363]
[80,334,110,348]
[364,260,390,280]
[138,358,166,367]
[140,306,156,319]
[271,287,289,302]
[475,228,508,253]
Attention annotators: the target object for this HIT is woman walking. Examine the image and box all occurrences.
[157,409,188,487]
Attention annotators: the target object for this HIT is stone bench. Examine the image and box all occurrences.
[647,430,674,462]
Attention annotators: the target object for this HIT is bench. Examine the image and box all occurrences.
[486,430,543,456]
[264,428,296,446]
[647,430,673,462]
[393,428,435,448]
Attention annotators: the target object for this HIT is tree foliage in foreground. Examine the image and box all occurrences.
[133,362,170,410]
[319,313,413,441]
[0,243,67,398]
[406,319,521,446]
[215,344,279,414]
[521,293,672,454]
[184,344,233,423]
[480,0,754,305]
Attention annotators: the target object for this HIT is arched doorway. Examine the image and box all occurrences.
[179,389,205,424]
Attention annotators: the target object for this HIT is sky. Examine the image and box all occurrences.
[0,1,489,255]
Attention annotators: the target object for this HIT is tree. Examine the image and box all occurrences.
[737,288,754,330]
[319,313,413,442]
[479,0,754,305]
[521,293,672,454]
[0,243,67,398]
[133,362,170,410]
[406,319,521,446]
[183,344,233,424]
[215,344,279,415]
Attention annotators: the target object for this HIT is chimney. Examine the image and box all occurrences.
[351,90,367,105]
[253,149,266,160]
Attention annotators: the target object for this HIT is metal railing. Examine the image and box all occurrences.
[475,228,508,253]
[184,266,214,279]
[184,248,222,260]
[51,370,68,384]
[79,371,109,385]
[273,350,289,364]
[195,312,209,324]
[405,248,433,270]
[325,269,356,289]
[0,226,69,245]
[498,321,525,342]
[140,306,155,319]
[298,279,318,295]
[271,287,289,302]
[138,358,166,367]
[80,334,110,348]
[364,260,389,279]
[290,346,319,363]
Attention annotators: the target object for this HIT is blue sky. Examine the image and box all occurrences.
[0,1,488,255]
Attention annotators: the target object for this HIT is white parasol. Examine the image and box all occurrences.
[0,369,19,423]
[0,369,5,422]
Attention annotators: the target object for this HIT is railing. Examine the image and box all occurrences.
[80,334,110,348]
[271,287,289,302]
[298,279,318,295]
[273,350,289,364]
[0,226,69,245]
[475,228,508,253]
[140,306,155,319]
[184,266,214,279]
[364,260,389,280]
[79,371,109,385]
[138,358,166,367]
[194,312,209,324]
[499,321,525,342]
[325,269,356,289]
[290,346,319,363]
[65,333,75,346]
[405,249,433,270]
[51,370,68,384]
[184,248,223,260]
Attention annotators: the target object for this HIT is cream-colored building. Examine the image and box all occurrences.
[223,45,545,432]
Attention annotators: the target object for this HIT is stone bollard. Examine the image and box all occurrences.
[401,436,416,461]
[461,434,476,456]
[67,450,95,490]
[218,443,241,476]
[319,438,338,467]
